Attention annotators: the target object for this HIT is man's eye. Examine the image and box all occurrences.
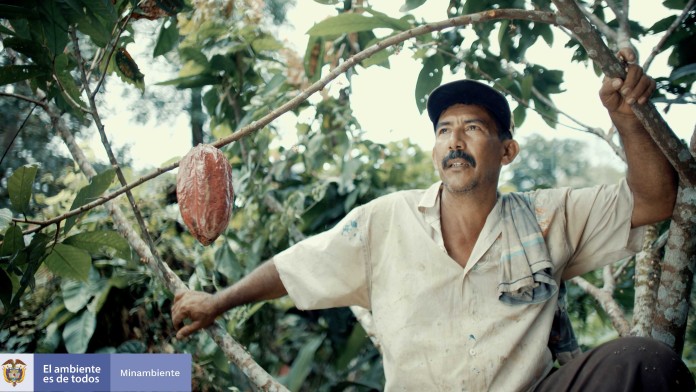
[438,128,449,135]
[466,125,480,132]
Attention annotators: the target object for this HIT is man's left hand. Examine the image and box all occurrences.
[599,48,656,118]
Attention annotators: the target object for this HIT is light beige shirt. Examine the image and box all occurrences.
[274,180,644,391]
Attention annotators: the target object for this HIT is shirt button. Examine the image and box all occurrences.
[469,349,476,356]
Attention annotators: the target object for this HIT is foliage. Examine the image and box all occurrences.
[1,0,695,389]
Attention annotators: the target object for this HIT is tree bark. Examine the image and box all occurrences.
[651,185,696,354]
[631,224,661,336]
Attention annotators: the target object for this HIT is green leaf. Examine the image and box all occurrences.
[61,272,97,313]
[1,226,24,258]
[280,336,323,391]
[520,74,533,100]
[8,164,38,215]
[307,13,401,37]
[400,0,427,12]
[336,323,368,370]
[64,168,116,234]
[364,9,411,31]
[63,230,131,260]
[513,104,526,128]
[62,309,97,353]
[214,241,241,281]
[156,74,220,89]
[415,54,445,113]
[0,65,47,86]
[251,36,283,52]
[81,0,118,25]
[0,209,12,233]
[38,1,70,57]
[0,5,40,19]
[178,47,209,66]
[154,17,179,57]
[670,63,696,81]
[75,12,111,47]
[55,54,88,111]
[44,244,92,281]
[537,23,553,46]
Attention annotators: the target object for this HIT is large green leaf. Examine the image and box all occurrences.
[8,164,38,215]
[1,226,25,258]
[279,336,324,391]
[64,168,116,234]
[62,309,97,353]
[153,17,179,57]
[0,65,47,86]
[81,0,117,25]
[44,244,92,281]
[38,1,70,57]
[61,272,97,313]
[307,13,401,37]
[63,230,131,260]
[415,54,445,113]
[214,241,242,281]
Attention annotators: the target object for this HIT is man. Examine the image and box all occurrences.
[172,49,694,391]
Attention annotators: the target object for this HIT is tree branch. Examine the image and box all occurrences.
[0,92,48,109]
[571,276,631,336]
[551,0,696,186]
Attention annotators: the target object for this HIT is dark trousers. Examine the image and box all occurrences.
[535,336,695,391]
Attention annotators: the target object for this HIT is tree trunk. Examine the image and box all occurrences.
[651,184,696,354]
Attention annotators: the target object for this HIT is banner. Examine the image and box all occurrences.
[0,353,191,392]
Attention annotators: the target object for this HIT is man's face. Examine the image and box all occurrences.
[431,104,516,195]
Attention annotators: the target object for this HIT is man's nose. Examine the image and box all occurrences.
[448,128,465,150]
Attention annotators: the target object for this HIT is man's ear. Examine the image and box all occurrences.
[501,139,519,165]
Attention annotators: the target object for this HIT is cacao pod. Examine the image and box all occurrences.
[176,144,234,245]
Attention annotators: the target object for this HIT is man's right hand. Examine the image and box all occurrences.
[172,290,220,339]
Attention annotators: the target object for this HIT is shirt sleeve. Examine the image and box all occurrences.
[559,179,645,280]
[273,205,371,310]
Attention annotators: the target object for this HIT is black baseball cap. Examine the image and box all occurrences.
[426,80,513,139]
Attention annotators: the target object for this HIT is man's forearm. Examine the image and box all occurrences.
[212,258,288,314]
[615,114,677,227]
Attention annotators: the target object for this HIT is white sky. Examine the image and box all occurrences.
[92,1,694,171]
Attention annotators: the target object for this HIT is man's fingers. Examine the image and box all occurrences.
[176,320,203,340]
[617,47,636,64]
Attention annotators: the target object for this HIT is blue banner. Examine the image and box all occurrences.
[1,353,191,392]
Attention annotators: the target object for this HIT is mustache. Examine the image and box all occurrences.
[442,150,476,168]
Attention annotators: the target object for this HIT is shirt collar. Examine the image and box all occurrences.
[419,181,443,211]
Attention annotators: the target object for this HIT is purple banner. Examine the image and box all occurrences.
[34,354,110,391]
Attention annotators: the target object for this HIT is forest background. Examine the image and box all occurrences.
[0,0,695,390]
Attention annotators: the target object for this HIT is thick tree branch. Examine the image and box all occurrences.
[631,224,660,336]
[652,185,696,354]
[551,0,696,186]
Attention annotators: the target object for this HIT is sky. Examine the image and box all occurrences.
[92,1,693,172]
